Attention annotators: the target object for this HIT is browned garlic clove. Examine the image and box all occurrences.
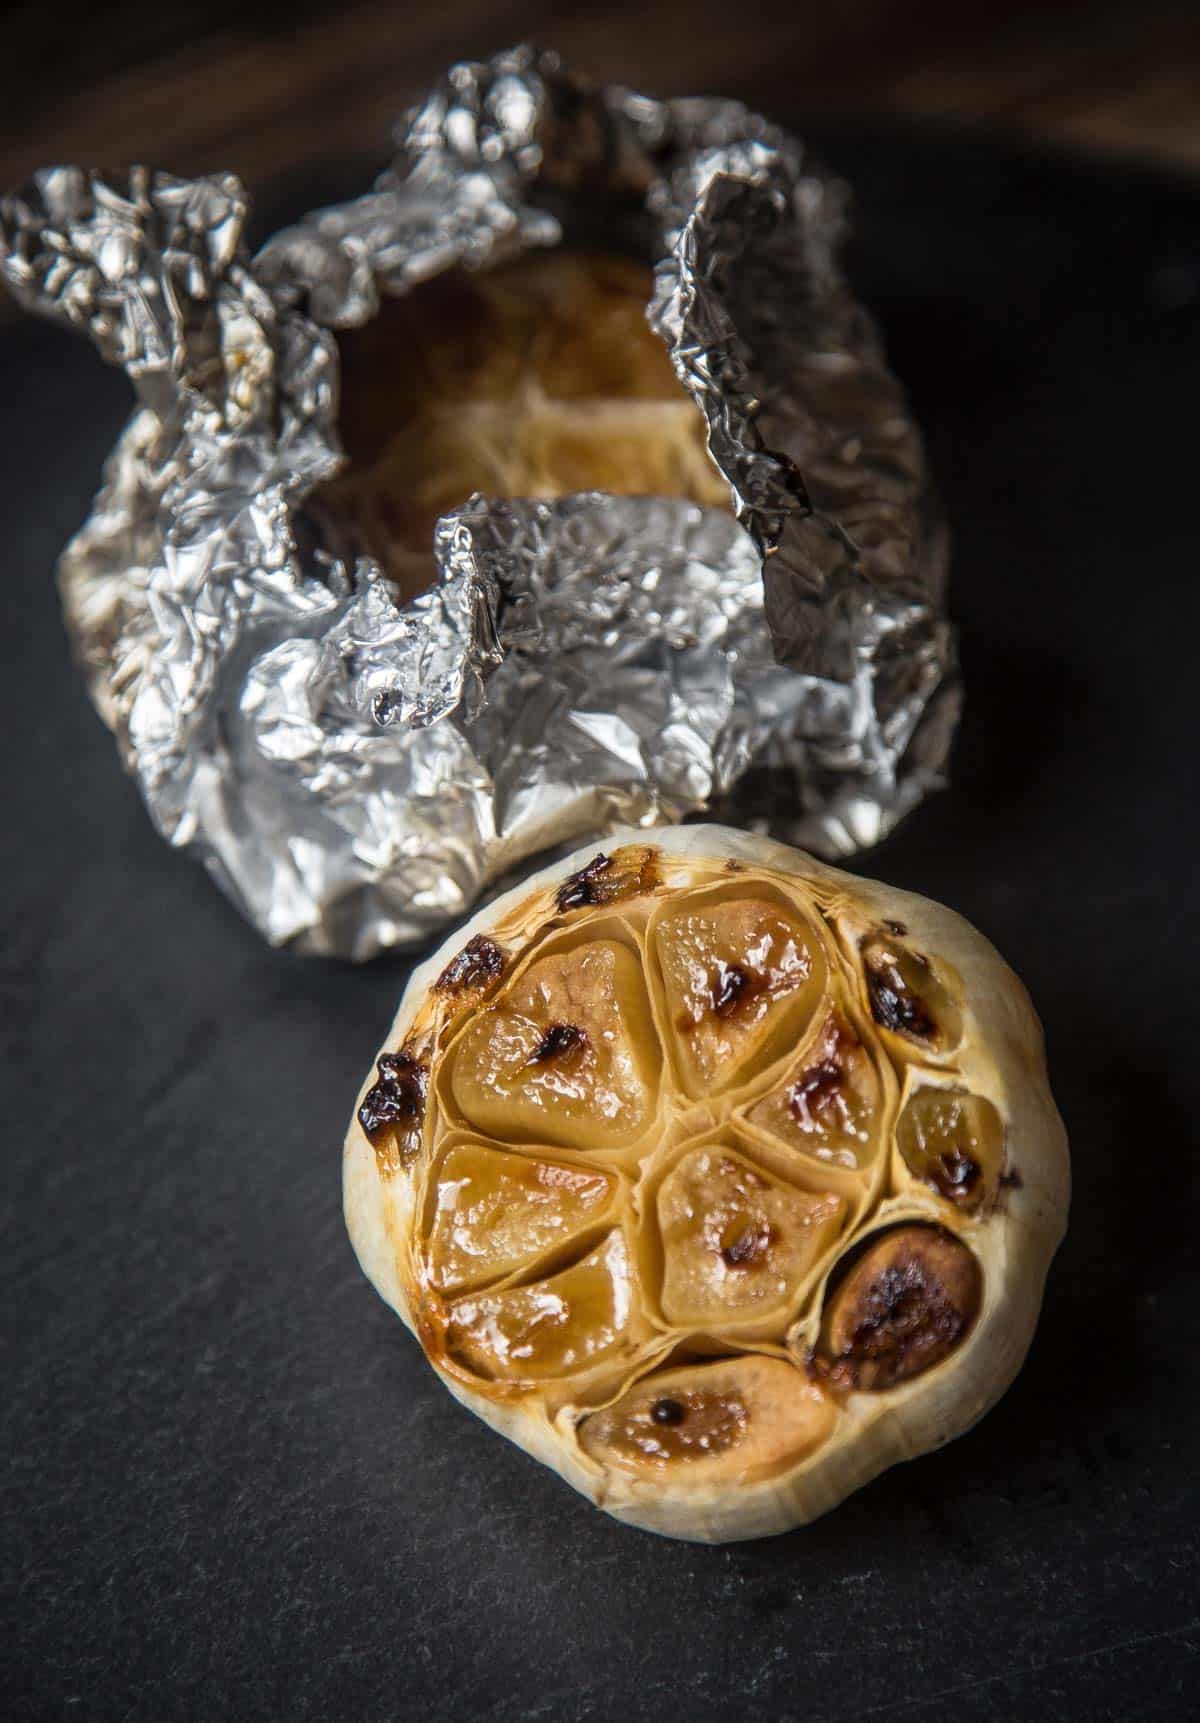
[818,1224,983,1390]
[860,936,963,1053]
[446,1230,636,1383]
[746,1007,882,1170]
[653,895,826,1097]
[426,1142,617,1294]
[896,1088,1006,1210]
[656,1145,844,1328]
[448,938,659,1151]
[578,1356,834,1482]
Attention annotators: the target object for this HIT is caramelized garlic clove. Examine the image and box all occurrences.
[449,939,659,1150]
[896,1088,1005,1210]
[447,1230,635,1382]
[657,1146,844,1327]
[747,1007,882,1170]
[818,1224,982,1390]
[578,1355,833,1481]
[426,1143,616,1294]
[654,896,826,1097]
[860,936,962,1053]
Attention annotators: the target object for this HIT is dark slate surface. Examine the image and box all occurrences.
[4,130,1199,1721]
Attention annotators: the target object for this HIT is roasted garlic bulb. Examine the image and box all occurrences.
[344,826,1069,1541]
[314,250,731,601]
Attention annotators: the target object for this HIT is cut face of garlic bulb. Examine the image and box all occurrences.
[345,825,1069,1542]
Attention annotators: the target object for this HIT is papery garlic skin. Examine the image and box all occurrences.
[344,825,1069,1542]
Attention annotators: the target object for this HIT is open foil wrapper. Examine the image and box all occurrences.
[0,48,957,958]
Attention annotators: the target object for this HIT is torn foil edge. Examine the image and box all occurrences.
[0,46,958,959]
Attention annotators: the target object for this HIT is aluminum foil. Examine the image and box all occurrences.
[0,47,957,959]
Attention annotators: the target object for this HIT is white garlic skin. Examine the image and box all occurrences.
[343,825,1069,1542]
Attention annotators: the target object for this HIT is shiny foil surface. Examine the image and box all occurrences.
[0,48,958,958]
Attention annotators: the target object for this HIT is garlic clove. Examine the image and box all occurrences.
[746,1006,883,1171]
[578,1355,834,1483]
[652,895,826,1098]
[895,1087,1005,1211]
[448,938,659,1151]
[426,1142,617,1294]
[817,1223,983,1390]
[446,1230,636,1383]
[656,1145,844,1329]
[859,935,963,1054]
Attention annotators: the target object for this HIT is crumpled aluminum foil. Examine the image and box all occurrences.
[0,47,957,959]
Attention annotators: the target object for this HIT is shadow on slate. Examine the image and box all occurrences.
[3,128,1198,1722]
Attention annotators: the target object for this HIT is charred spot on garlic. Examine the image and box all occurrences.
[556,845,661,912]
[529,1022,589,1066]
[719,1218,773,1270]
[790,1060,842,1121]
[748,1007,881,1171]
[787,1012,865,1131]
[710,962,751,1017]
[435,934,506,999]
[865,956,935,1039]
[557,853,612,911]
[345,826,1068,1540]
[357,1048,428,1172]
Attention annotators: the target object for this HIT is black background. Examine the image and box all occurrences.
[4,129,1199,1719]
